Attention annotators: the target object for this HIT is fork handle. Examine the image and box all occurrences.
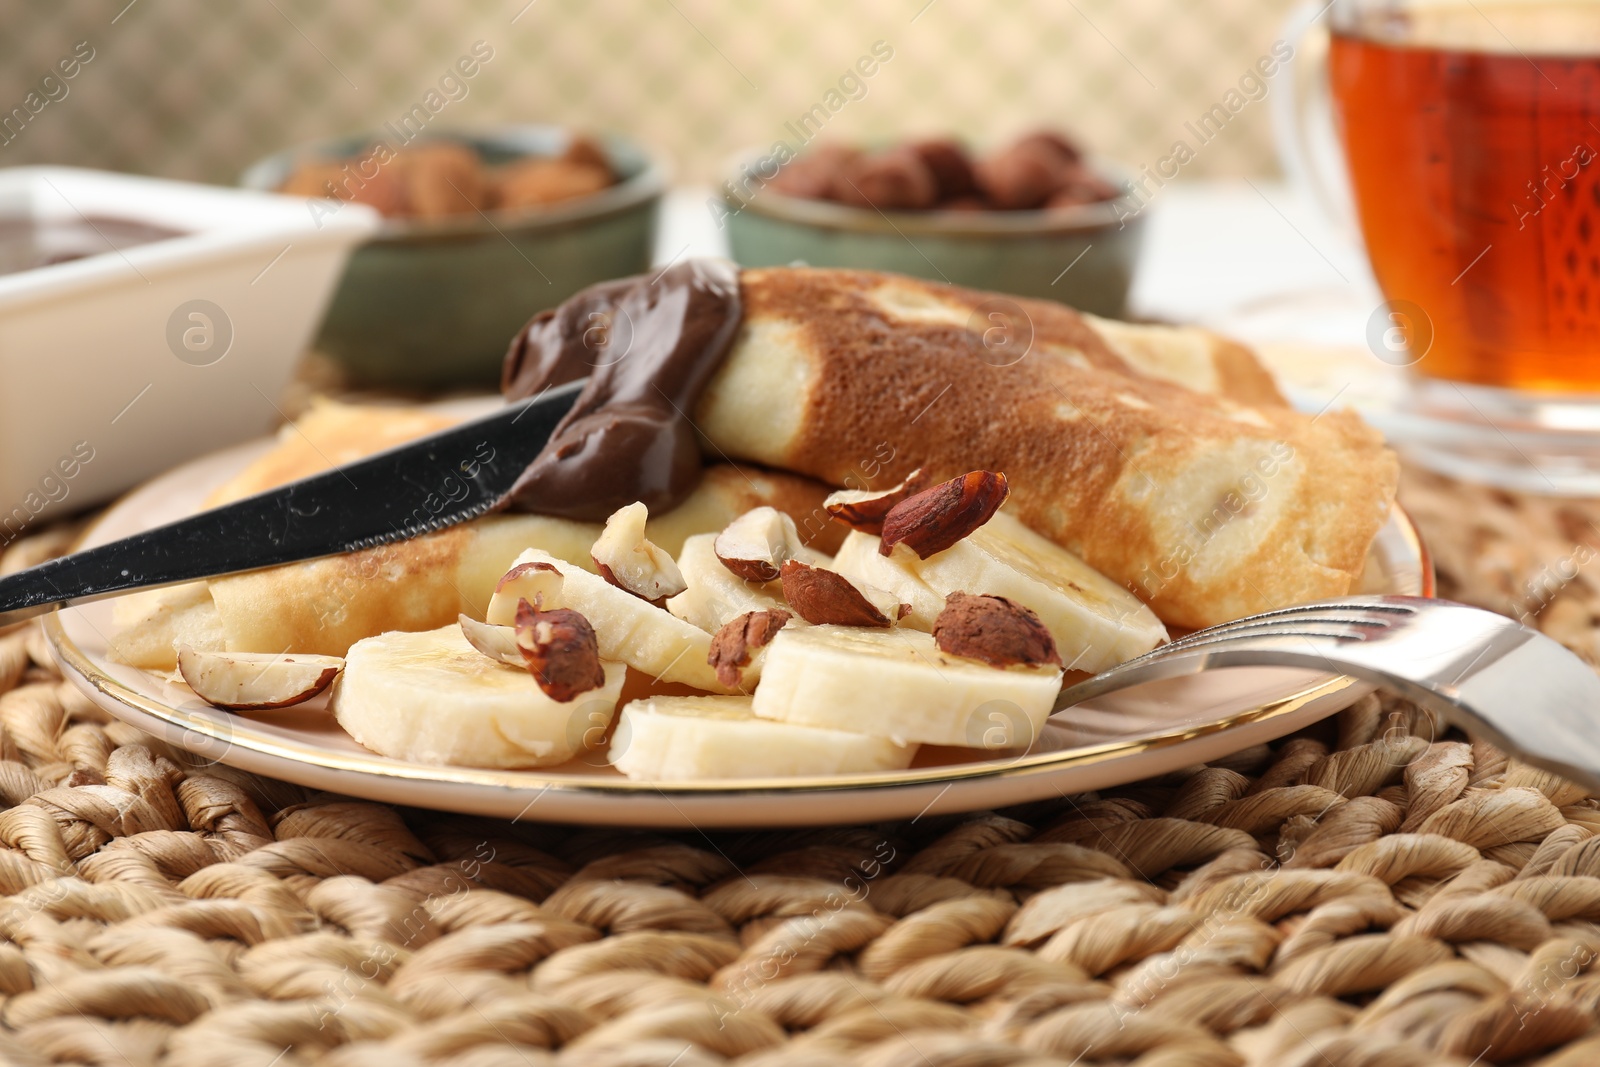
[1056,596,1600,794]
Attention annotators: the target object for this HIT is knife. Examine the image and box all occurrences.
[0,381,583,629]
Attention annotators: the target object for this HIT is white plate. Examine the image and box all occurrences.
[46,436,1433,828]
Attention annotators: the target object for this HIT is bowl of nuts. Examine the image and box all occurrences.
[244,126,665,387]
[719,132,1143,315]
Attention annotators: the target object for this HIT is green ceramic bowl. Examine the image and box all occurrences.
[243,127,665,387]
[722,156,1144,315]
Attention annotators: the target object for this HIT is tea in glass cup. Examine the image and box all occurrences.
[1329,1,1600,395]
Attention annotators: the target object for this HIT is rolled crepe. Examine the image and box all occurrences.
[112,399,840,665]
[208,463,831,658]
[204,398,465,507]
[693,268,1398,629]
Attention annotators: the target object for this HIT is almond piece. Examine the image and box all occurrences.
[591,501,687,601]
[779,560,895,627]
[823,467,929,535]
[932,592,1062,669]
[879,470,1009,559]
[707,608,792,687]
[715,507,804,583]
[513,597,606,702]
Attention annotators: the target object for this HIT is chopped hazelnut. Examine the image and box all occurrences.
[708,608,792,687]
[779,560,895,627]
[880,471,1009,559]
[514,597,607,702]
[933,592,1062,668]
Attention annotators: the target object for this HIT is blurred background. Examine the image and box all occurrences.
[4,0,1403,531]
[1,0,1292,185]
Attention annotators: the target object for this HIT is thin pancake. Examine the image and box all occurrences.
[694,268,1397,629]
[109,399,841,664]
[205,397,462,507]
[1082,313,1287,408]
[208,461,838,658]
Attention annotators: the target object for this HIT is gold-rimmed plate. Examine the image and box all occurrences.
[46,434,1432,828]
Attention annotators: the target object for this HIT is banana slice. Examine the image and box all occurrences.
[333,624,626,768]
[610,695,916,781]
[832,532,945,630]
[664,533,790,634]
[841,511,1166,672]
[487,549,733,693]
[914,512,1166,671]
[751,624,1062,748]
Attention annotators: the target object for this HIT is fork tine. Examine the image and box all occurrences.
[1146,607,1404,658]
[1165,601,1414,641]
[1159,625,1374,652]
[1215,600,1419,620]
[1160,618,1371,650]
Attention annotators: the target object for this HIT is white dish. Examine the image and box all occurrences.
[46,433,1432,828]
[0,166,377,538]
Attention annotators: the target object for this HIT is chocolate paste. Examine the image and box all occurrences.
[0,215,187,277]
[501,277,639,395]
[500,258,742,520]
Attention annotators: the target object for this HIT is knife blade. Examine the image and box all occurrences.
[0,380,583,629]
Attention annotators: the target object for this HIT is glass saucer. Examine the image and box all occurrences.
[1379,378,1600,496]
[1262,344,1600,496]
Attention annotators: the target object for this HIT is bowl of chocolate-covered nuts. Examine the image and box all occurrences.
[244,126,665,386]
[719,131,1143,315]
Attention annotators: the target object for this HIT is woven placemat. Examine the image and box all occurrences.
[0,468,1597,1067]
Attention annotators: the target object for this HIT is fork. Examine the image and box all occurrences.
[1055,595,1600,793]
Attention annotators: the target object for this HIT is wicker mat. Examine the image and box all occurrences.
[0,467,1597,1067]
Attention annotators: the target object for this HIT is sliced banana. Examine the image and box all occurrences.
[832,532,946,630]
[897,511,1166,672]
[610,695,916,781]
[751,624,1062,749]
[664,533,790,634]
[487,549,733,693]
[333,624,625,768]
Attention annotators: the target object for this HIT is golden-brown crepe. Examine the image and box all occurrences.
[114,264,1392,663]
[1081,313,1287,409]
[693,268,1397,629]
[209,463,835,659]
[110,400,840,666]
[204,398,463,508]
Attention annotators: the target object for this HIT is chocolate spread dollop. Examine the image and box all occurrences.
[499,258,743,521]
